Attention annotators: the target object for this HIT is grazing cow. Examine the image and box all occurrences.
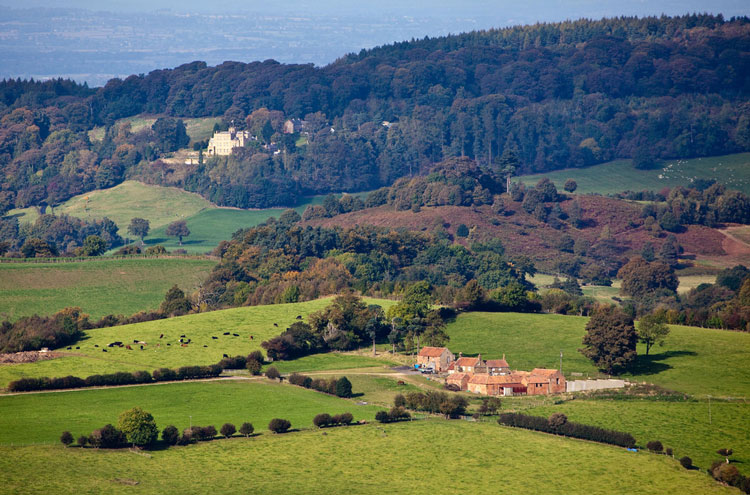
[180,334,186,338]
[66,347,72,350]
[75,347,79,350]
[179,339,183,343]
[159,334,164,339]
[94,345,99,348]
[223,354,229,358]
[233,333,239,337]
[133,339,139,343]
[223,332,230,335]
[296,315,302,320]
[167,343,171,346]
[140,345,143,350]
[273,323,278,327]
[102,349,107,352]
[203,345,207,348]
[250,335,253,340]
[126,345,132,350]
[212,336,218,339]
[181,344,188,347]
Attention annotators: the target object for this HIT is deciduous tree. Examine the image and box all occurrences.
[580,305,637,374]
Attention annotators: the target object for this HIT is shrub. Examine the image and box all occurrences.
[665,447,673,457]
[77,435,88,447]
[456,224,469,237]
[60,431,74,447]
[246,359,262,375]
[239,422,254,437]
[219,355,246,369]
[717,448,734,462]
[268,418,291,433]
[394,394,406,408]
[375,411,390,423]
[247,350,264,363]
[266,366,281,380]
[200,425,217,440]
[548,413,568,430]
[177,433,194,446]
[89,424,126,449]
[152,368,177,382]
[313,413,333,428]
[335,377,353,398]
[714,463,741,486]
[162,425,179,445]
[220,423,236,438]
[288,373,306,386]
[339,412,354,425]
[302,376,313,388]
[646,440,664,453]
[679,456,693,469]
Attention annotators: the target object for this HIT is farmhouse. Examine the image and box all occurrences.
[206,127,250,156]
[416,346,454,372]
[446,372,471,391]
[417,346,566,397]
[526,368,566,395]
[467,374,528,396]
[448,354,482,373]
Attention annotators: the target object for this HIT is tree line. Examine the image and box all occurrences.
[0,15,748,211]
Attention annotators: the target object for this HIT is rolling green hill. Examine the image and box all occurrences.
[0,257,216,321]
[0,298,396,388]
[0,379,380,445]
[521,153,750,196]
[0,421,732,495]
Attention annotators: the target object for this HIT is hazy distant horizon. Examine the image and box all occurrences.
[1,1,748,86]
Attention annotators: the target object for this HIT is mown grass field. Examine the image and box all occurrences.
[445,312,750,397]
[0,379,381,445]
[521,152,750,195]
[0,298,396,388]
[523,399,750,474]
[8,180,213,231]
[0,258,216,321]
[7,180,329,254]
[0,420,731,495]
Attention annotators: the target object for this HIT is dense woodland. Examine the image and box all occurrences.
[0,14,748,209]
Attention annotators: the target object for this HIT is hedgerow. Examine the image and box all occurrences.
[497,412,636,449]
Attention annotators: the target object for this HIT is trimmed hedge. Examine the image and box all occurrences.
[8,364,222,392]
[375,406,411,423]
[288,372,354,398]
[497,412,636,449]
[313,412,354,428]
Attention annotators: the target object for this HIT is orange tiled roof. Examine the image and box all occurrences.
[531,368,560,376]
[486,359,509,368]
[418,346,449,358]
[447,372,471,382]
[455,357,480,367]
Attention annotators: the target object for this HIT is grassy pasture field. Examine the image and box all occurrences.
[0,379,381,445]
[7,180,329,254]
[445,312,750,397]
[523,399,750,474]
[521,152,750,195]
[0,257,216,321]
[0,298,396,388]
[8,180,213,231]
[0,420,732,495]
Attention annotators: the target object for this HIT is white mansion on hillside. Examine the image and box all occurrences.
[206,127,250,156]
